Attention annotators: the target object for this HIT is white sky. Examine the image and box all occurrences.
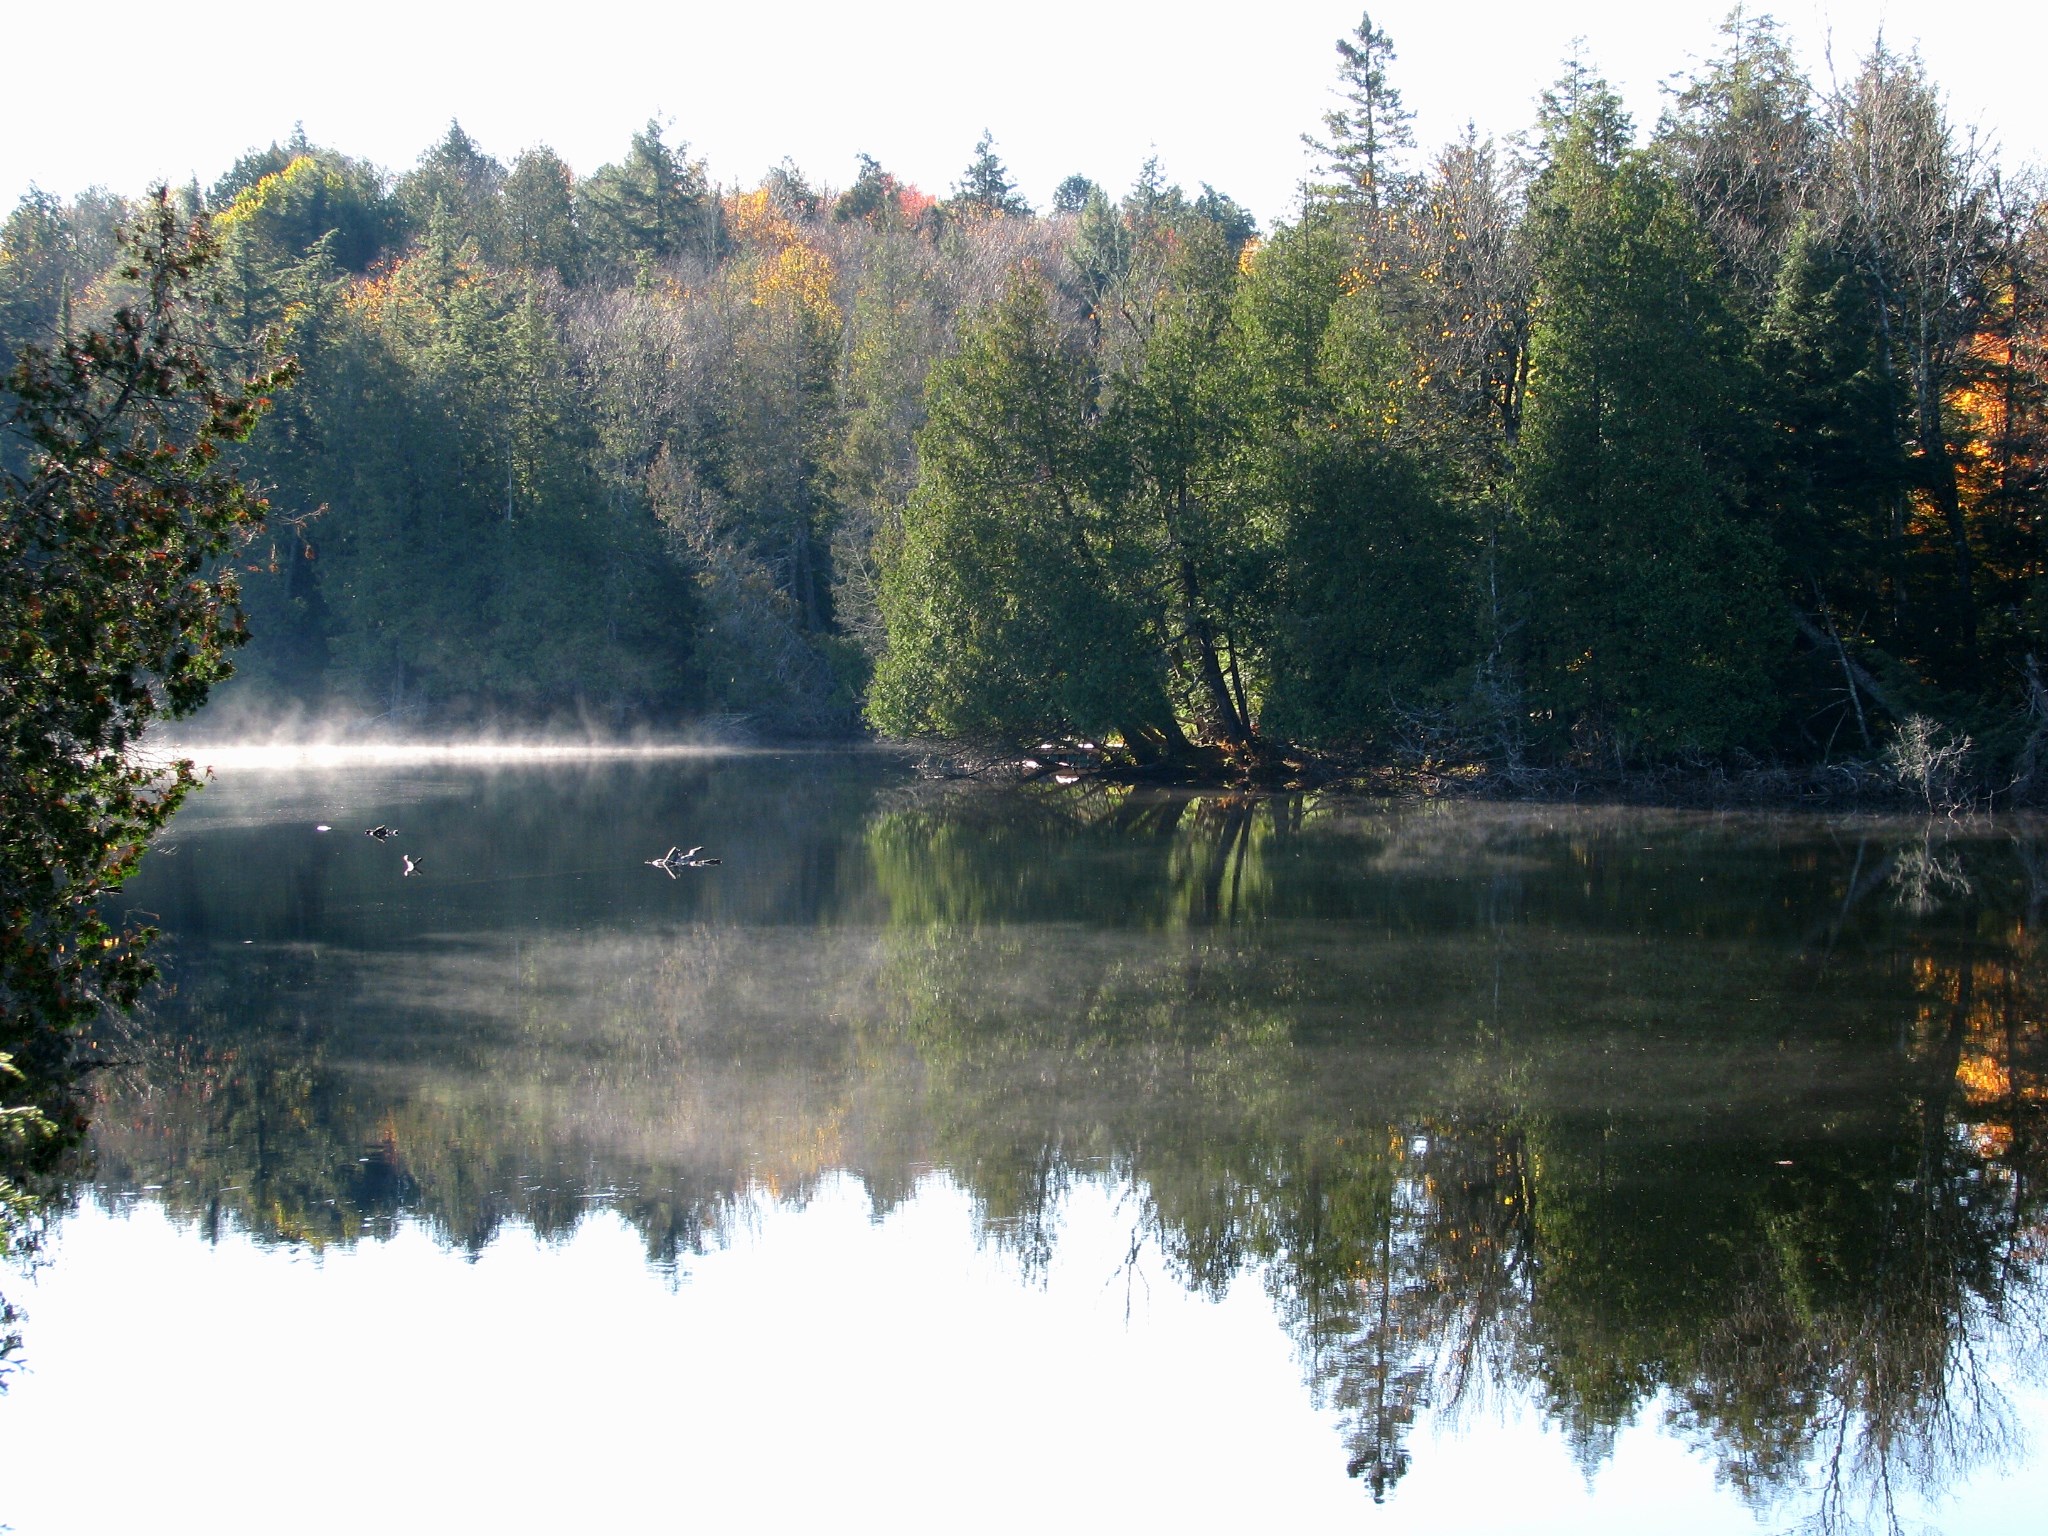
[4,1,2042,227]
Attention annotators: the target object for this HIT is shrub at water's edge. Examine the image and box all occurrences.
[1,190,290,1217]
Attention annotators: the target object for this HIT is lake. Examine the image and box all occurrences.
[3,750,2044,1533]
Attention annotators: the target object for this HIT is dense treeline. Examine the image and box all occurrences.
[3,9,2045,784]
[876,14,2048,787]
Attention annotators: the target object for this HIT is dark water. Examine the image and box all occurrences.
[4,751,2046,1533]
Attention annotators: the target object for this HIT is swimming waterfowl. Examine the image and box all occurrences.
[644,845,718,874]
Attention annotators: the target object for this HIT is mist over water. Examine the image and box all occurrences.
[5,754,2047,1533]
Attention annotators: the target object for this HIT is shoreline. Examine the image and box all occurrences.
[135,729,2048,818]
[907,740,2045,818]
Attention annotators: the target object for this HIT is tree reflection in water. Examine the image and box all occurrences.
[43,766,2048,1531]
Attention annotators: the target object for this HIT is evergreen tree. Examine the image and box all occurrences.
[1051,175,1098,215]
[1754,226,1909,618]
[1745,218,1923,748]
[2,192,291,1074]
[1071,184,1133,323]
[502,146,583,283]
[1657,7,1819,306]
[1192,184,1259,255]
[1533,46,1633,172]
[1513,107,1780,754]
[0,191,82,366]
[1232,214,1478,747]
[1820,40,1992,685]
[584,121,712,276]
[948,131,1031,220]
[396,121,507,263]
[833,154,900,225]
[870,274,1175,752]
[1104,219,1259,746]
[1306,11,1416,213]
[831,232,950,660]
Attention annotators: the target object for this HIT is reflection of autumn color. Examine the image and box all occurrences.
[1914,935,2048,1111]
[1912,925,2048,1228]
[82,800,2048,1526]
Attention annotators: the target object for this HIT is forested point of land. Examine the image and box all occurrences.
[5,9,2046,795]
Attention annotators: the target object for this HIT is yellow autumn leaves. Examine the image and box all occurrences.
[728,187,838,328]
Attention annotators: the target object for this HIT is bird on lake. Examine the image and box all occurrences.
[645,845,719,875]
[366,824,397,841]
[402,854,420,877]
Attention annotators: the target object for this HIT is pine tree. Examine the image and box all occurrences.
[1305,11,1416,213]
[396,121,507,263]
[1657,7,1819,306]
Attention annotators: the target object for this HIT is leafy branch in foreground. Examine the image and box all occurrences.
[1,187,293,1134]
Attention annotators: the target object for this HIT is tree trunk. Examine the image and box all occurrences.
[1920,435,1980,666]
[1177,554,1250,748]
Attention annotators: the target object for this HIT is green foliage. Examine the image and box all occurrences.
[1099,219,1262,746]
[1050,175,1098,216]
[0,191,290,1127]
[1752,219,1909,611]
[287,249,697,718]
[834,154,906,228]
[0,191,110,367]
[1231,216,1479,746]
[9,19,2043,771]
[502,146,584,284]
[583,121,713,277]
[1192,184,1259,254]
[1070,185,1133,312]
[1305,10,1415,210]
[395,120,506,263]
[831,234,948,658]
[869,274,1172,747]
[1654,9,1820,304]
[1512,121,1782,754]
[948,131,1031,220]
[224,149,397,274]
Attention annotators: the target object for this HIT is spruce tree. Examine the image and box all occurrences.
[948,132,1031,220]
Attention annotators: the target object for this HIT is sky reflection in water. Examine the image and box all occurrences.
[3,754,2046,1534]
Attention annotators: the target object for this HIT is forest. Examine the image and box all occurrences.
[3,8,2046,789]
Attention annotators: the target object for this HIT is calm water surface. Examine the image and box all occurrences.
[4,751,2046,1533]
